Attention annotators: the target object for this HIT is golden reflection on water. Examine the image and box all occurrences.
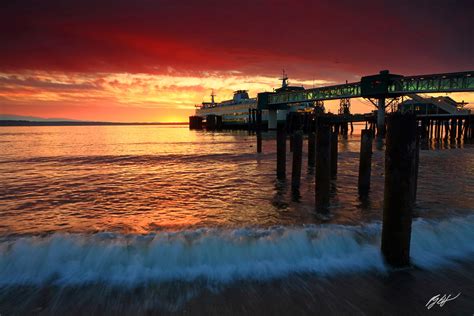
[0,124,473,235]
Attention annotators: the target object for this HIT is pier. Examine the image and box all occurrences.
[267,111,472,266]
[189,69,474,267]
[190,70,473,133]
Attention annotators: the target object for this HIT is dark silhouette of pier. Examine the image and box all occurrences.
[190,70,473,136]
[189,69,474,267]
[258,70,473,135]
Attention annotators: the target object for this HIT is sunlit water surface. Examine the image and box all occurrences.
[0,125,473,314]
[1,125,473,234]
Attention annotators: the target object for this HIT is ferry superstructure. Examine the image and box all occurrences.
[195,90,257,126]
[192,73,314,129]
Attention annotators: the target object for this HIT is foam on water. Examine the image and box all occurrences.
[0,215,473,286]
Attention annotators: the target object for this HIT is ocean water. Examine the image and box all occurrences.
[0,125,473,314]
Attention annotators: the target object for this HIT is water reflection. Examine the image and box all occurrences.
[0,125,473,235]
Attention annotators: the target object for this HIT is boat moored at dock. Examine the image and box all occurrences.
[189,73,314,130]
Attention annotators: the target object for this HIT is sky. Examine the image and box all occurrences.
[0,0,473,122]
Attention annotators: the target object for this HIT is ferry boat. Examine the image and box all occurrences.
[194,90,256,127]
[192,72,314,129]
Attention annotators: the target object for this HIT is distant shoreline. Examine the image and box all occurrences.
[0,120,188,126]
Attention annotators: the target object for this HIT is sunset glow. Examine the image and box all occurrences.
[1,0,473,121]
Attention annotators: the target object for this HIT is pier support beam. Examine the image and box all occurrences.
[451,119,457,140]
[268,109,278,130]
[257,131,262,153]
[377,98,386,137]
[248,109,252,131]
[381,113,417,267]
[315,125,331,213]
[457,118,463,140]
[291,130,303,190]
[256,109,263,153]
[412,131,420,206]
[276,124,286,180]
[331,130,338,178]
[252,110,257,131]
[358,129,372,197]
[464,118,469,140]
[189,116,203,130]
[308,131,316,168]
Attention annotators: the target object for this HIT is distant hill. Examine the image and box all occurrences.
[0,114,83,122]
[0,114,187,126]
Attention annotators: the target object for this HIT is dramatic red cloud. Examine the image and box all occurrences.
[0,0,473,121]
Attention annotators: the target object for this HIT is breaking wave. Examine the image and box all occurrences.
[0,215,473,286]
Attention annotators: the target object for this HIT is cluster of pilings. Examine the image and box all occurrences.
[285,112,375,136]
[273,113,421,267]
[206,114,223,131]
[417,115,473,142]
[364,120,377,136]
[189,115,223,131]
[248,109,264,131]
[189,116,203,130]
[332,120,354,136]
[247,109,266,153]
[286,112,318,133]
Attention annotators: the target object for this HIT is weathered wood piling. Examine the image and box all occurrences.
[381,113,417,267]
[358,129,372,197]
[291,130,303,190]
[266,111,472,265]
[315,124,331,212]
[189,116,203,130]
[330,131,338,178]
[255,109,263,153]
[308,131,316,168]
[276,123,286,180]
[205,114,223,131]
[257,131,262,153]
[412,131,420,206]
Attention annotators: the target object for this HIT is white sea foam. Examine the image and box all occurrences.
[0,215,473,285]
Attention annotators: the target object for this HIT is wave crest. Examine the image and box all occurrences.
[1,215,473,285]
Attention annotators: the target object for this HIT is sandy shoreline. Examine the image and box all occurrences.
[1,261,473,315]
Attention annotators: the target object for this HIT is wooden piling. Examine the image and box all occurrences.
[291,130,303,189]
[277,123,286,180]
[451,119,457,140]
[428,119,433,139]
[457,118,463,140]
[189,116,203,130]
[257,131,262,153]
[248,109,252,131]
[431,119,435,139]
[358,129,372,196]
[252,110,257,131]
[342,122,347,136]
[435,120,440,140]
[420,119,427,141]
[438,120,443,140]
[331,130,338,178]
[381,113,417,267]
[412,130,420,206]
[464,118,469,140]
[444,120,450,139]
[469,117,473,140]
[256,109,263,153]
[256,109,262,131]
[315,125,331,212]
[308,131,316,168]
